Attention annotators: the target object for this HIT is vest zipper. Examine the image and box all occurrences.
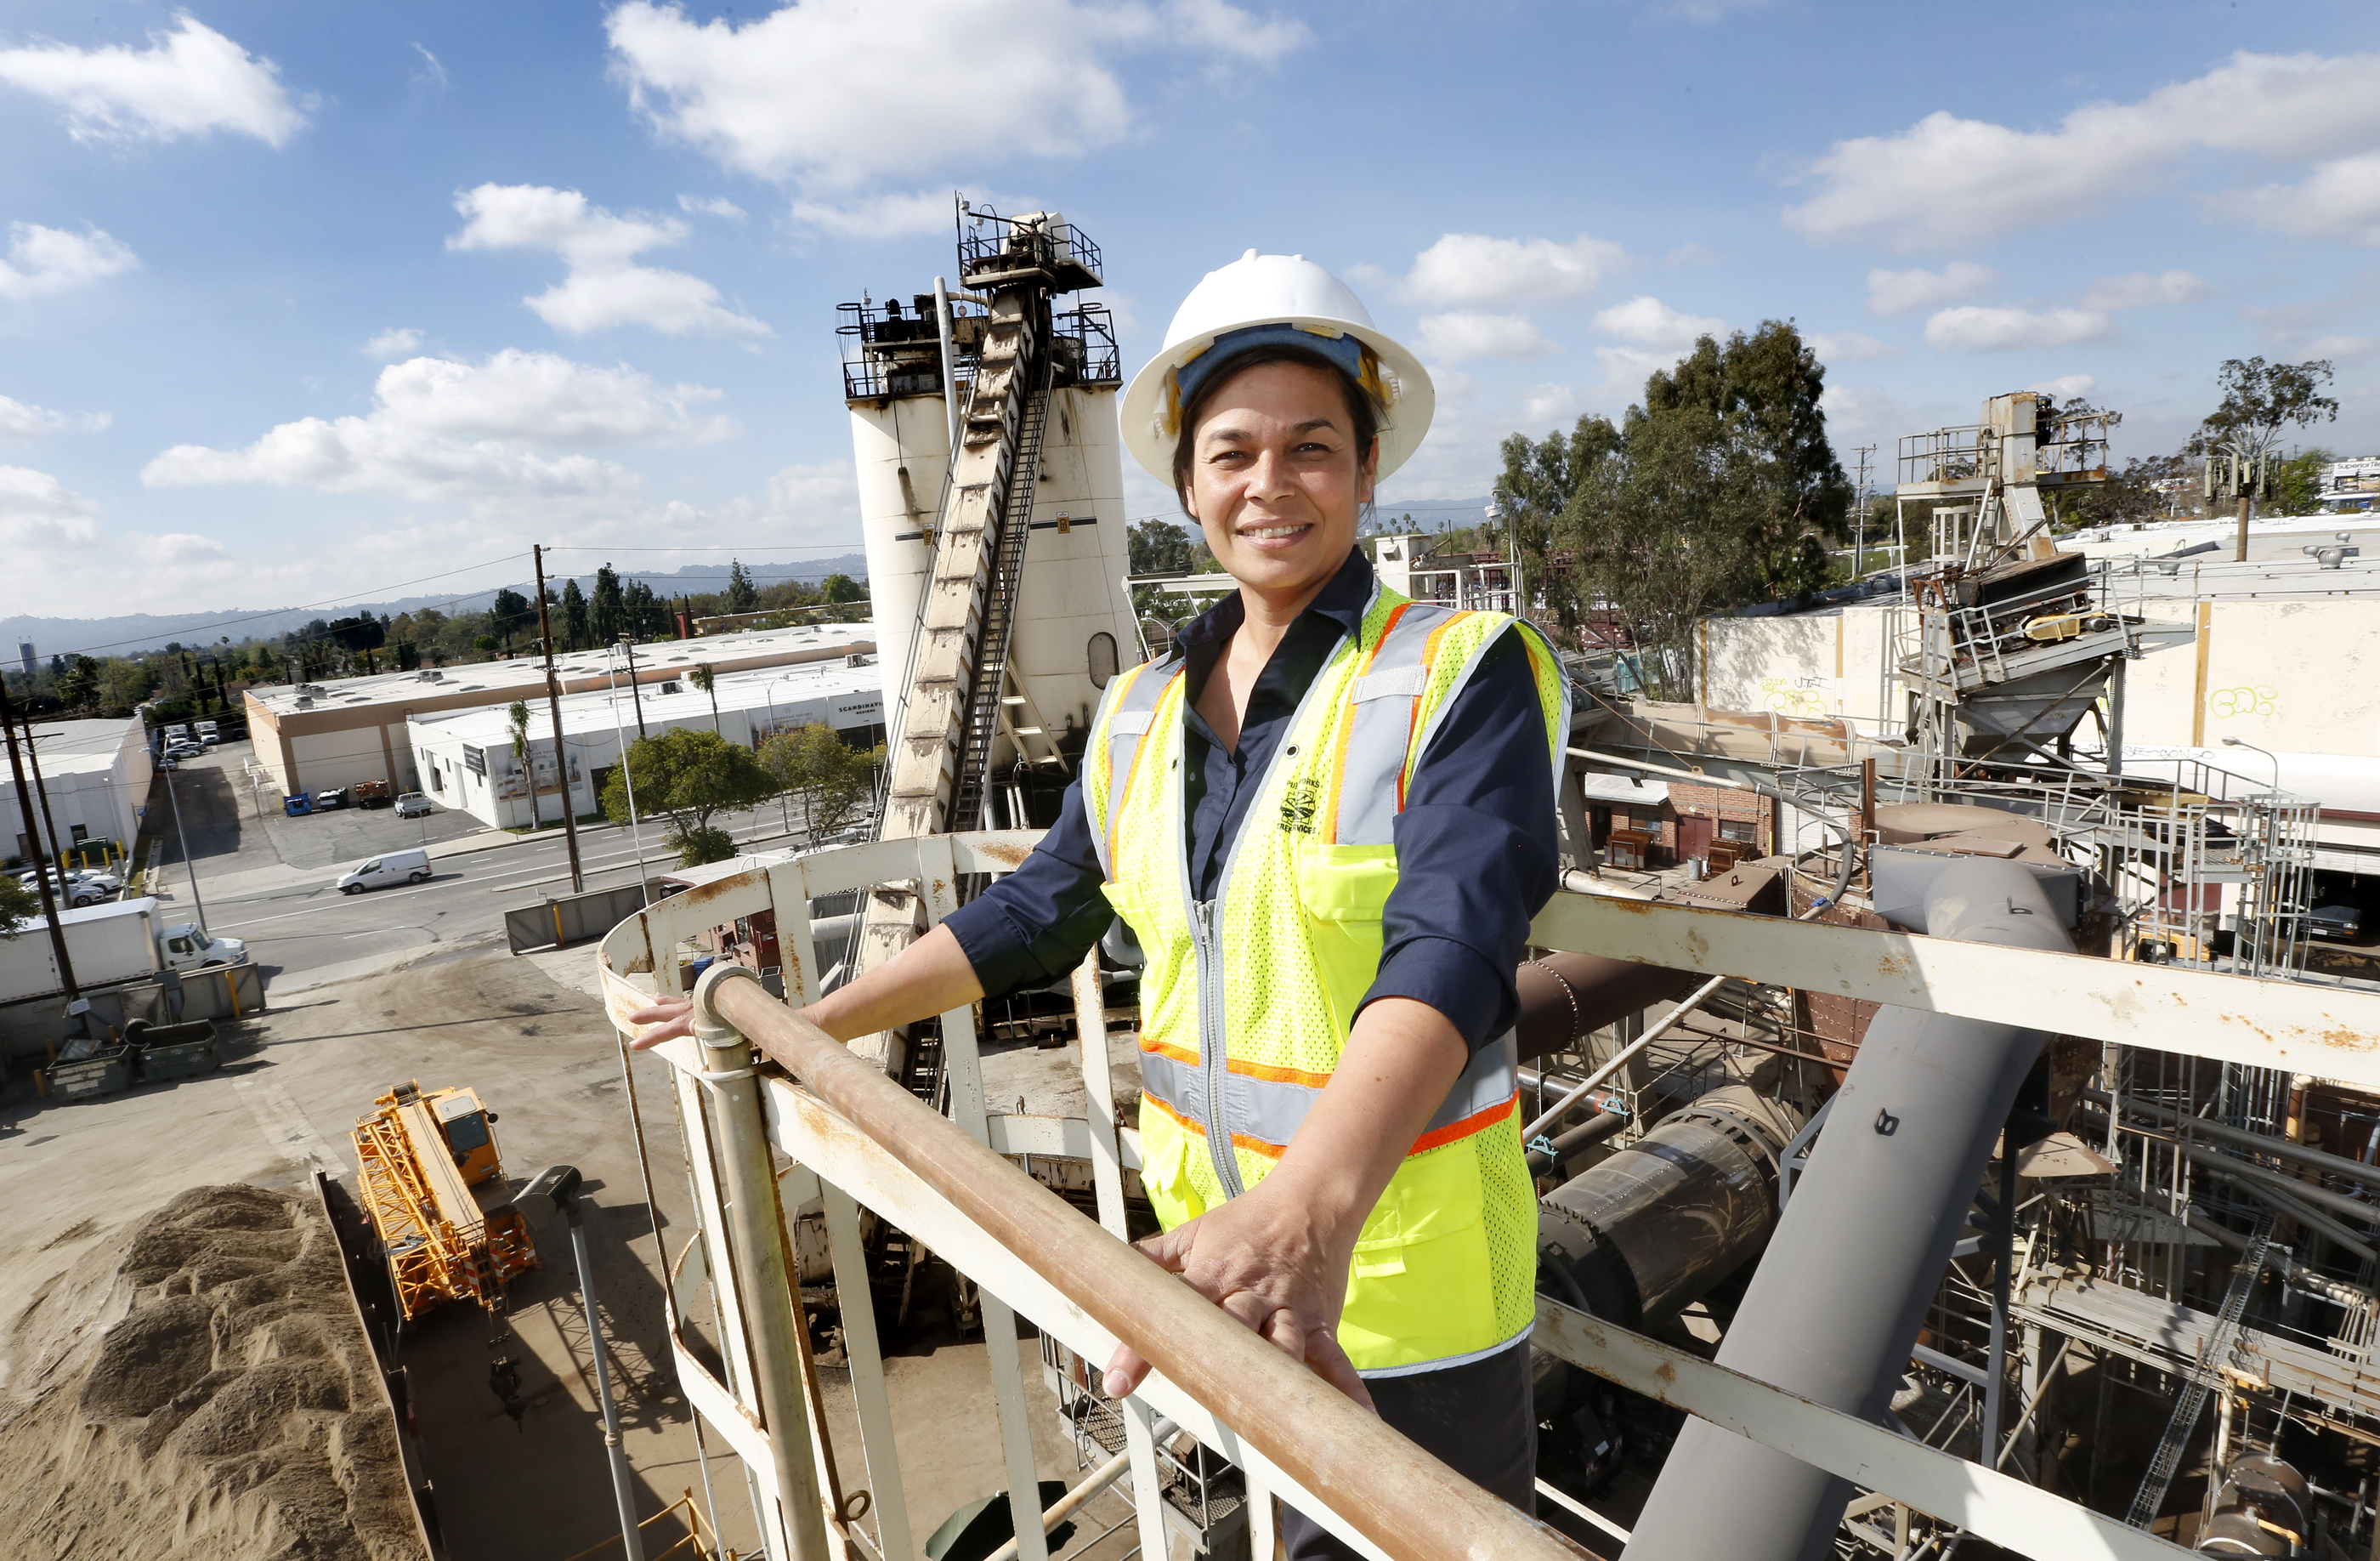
[1191,897,1245,1199]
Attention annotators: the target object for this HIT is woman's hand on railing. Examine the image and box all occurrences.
[1102,1178,1375,1413]
[625,996,696,1048]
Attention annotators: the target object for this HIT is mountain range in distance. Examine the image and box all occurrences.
[3,555,874,661]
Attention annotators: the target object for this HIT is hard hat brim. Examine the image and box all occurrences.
[1119,313,1435,488]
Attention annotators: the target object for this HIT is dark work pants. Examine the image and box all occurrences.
[1278,1338,1537,1561]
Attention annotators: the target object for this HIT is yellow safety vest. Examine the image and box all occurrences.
[1085,578,1571,1374]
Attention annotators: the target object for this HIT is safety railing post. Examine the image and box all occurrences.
[693,964,833,1561]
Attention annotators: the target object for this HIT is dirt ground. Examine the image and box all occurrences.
[0,944,1151,1561]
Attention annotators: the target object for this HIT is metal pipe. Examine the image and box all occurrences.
[934,276,962,451]
[980,1418,1177,1561]
[2091,1088,2380,1191]
[1524,1110,1627,1178]
[1625,859,2075,1561]
[696,969,1576,1561]
[1516,952,1697,1064]
[564,1201,645,1561]
[1521,973,1727,1144]
[690,968,831,1560]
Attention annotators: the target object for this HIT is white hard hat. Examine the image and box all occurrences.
[1119,250,1433,485]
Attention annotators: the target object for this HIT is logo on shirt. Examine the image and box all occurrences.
[1278,776,1319,836]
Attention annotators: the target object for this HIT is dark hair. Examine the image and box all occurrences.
[1170,343,1384,511]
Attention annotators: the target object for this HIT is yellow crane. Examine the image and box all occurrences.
[352,1080,538,1324]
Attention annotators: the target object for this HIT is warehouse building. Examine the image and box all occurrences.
[3,715,152,867]
[240,622,875,799]
[404,656,886,830]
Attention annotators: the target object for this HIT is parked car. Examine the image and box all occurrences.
[352,780,393,809]
[2308,904,2364,941]
[314,788,349,810]
[15,869,122,907]
[337,848,432,894]
[163,741,204,761]
[394,792,434,819]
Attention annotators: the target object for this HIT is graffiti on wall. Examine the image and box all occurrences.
[2206,686,2280,721]
[1756,675,1835,718]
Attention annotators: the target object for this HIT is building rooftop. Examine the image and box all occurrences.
[408,656,882,747]
[19,716,143,777]
[244,622,876,718]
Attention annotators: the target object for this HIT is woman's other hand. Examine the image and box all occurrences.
[1102,1176,1375,1412]
[624,995,695,1048]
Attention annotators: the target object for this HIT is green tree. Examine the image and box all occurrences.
[59,655,99,710]
[507,700,531,769]
[1496,416,1623,640]
[690,662,720,733]
[2190,356,2340,559]
[725,559,759,614]
[2275,446,2338,515]
[561,577,590,650]
[473,633,500,661]
[761,724,882,841]
[819,572,864,605]
[490,588,533,651]
[602,727,780,866]
[590,563,624,645]
[0,873,37,934]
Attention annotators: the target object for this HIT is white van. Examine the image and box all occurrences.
[337,848,433,894]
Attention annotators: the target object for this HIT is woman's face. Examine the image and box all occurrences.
[1183,360,1376,608]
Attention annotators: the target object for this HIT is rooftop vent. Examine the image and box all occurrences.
[846,653,869,667]
[294,696,314,710]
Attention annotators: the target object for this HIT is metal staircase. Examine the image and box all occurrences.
[949,350,1056,832]
[2127,1214,2272,1529]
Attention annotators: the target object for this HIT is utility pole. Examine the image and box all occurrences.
[620,639,647,739]
[20,722,70,871]
[533,546,586,894]
[1850,445,1876,580]
[160,762,208,930]
[1,676,77,1002]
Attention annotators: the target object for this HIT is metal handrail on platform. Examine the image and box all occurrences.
[594,832,2380,1560]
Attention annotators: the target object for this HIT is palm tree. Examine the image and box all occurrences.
[691,662,720,735]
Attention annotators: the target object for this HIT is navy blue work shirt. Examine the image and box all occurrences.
[941,548,1559,1053]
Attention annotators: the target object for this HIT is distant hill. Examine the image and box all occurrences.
[3,554,873,661]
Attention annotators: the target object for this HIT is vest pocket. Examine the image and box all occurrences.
[1294,843,1397,1025]
[1340,1139,1496,1369]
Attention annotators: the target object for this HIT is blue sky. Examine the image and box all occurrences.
[4,0,2378,622]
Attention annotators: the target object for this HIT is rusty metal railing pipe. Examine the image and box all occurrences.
[696,969,1575,1561]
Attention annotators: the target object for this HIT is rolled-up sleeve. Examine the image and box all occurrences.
[940,774,1115,997]
[1362,631,1560,1052]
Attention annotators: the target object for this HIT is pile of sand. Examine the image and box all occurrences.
[0,1184,428,1561]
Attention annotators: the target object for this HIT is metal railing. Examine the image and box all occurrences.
[595,833,2380,1559]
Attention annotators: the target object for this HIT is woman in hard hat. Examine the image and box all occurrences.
[635,252,1567,1553]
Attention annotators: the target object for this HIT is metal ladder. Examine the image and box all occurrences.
[948,349,1055,832]
[2127,1213,2272,1528]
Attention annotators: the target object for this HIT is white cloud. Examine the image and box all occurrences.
[2078,270,2213,309]
[1649,0,1773,21]
[0,464,100,549]
[1786,50,2380,250]
[411,43,448,90]
[1394,233,1627,308]
[142,349,737,504]
[1416,312,1559,362]
[361,326,425,358]
[2027,374,2098,401]
[790,190,966,240]
[608,0,1305,197]
[449,183,770,339]
[0,14,308,147]
[0,223,138,300]
[1924,305,2117,353]
[0,394,108,439]
[677,193,746,220]
[2307,334,2378,363]
[1810,331,1898,362]
[2235,150,2380,247]
[1593,295,1726,349]
[1866,262,1996,315]
[139,531,230,565]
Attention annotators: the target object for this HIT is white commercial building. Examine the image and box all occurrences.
[405,656,887,830]
[243,622,876,801]
[3,715,152,866]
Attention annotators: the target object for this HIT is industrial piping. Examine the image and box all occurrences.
[1623,857,2074,1561]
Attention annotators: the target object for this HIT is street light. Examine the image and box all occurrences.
[515,1165,645,1561]
[2219,735,2281,796]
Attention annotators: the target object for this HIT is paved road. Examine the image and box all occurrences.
[152,742,812,987]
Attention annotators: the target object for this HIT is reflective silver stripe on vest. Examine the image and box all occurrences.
[1091,658,1181,881]
[1332,602,1470,847]
[1142,1032,1518,1154]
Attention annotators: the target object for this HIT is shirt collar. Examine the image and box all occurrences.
[1173,547,1374,657]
